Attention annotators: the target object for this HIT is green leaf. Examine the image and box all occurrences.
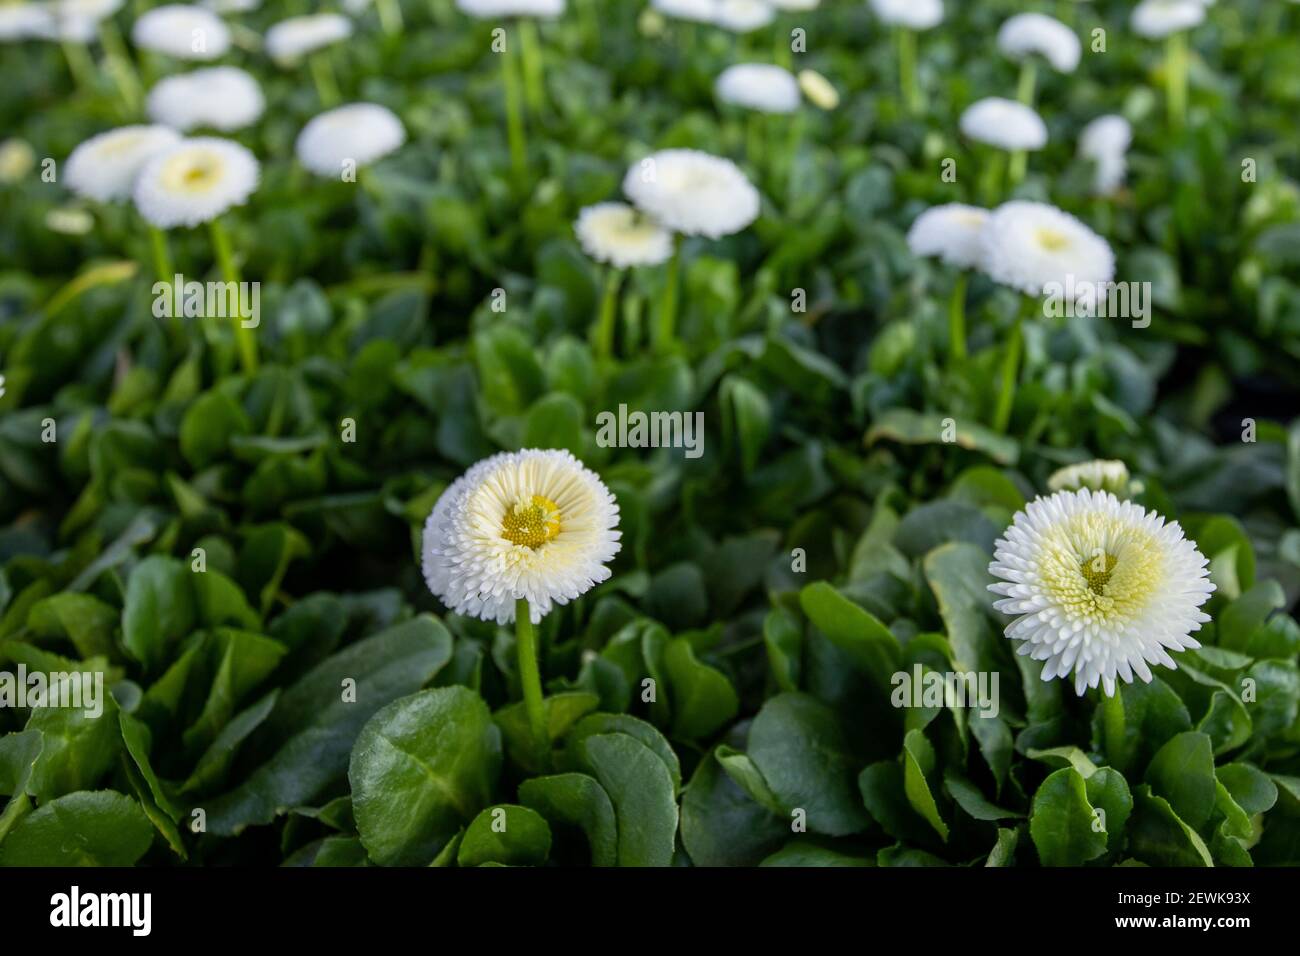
[902,728,948,840]
[180,390,251,469]
[575,732,677,867]
[456,805,551,867]
[662,637,739,740]
[350,686,502,867]
[1029,768,1108,866]
[518,773,618,867]
[0,791,153,866]
[493,691,599,773]
[798,582,901,689]
[1144,731,1217,831]
[680,750,787,867]
[26,593,118,658]
[748,693,870,836]
[866,408,1018,465]
[1129,786,1214,867]
[522,393,584,455]
[564,713,681,794]
[25,685,120,802]
[121,556,196,672]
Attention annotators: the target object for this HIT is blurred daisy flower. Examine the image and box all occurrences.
[147,66,265,132]
[0,4,52,40]
[132,4,231,60]
[979,200,1114,297]
[623,148,760,239]
[455,0,566,17]
[0,138,35,182]
[715,63,800,114]
[906,203,989,270]
[797,69,838,109]
[65,125,181,202]
[133,136,259,228]
[651,0,716,24]
[711,0,775,33]
[1131,0,1205,38]
[421,449,621,625]
[265,13,352,63]
[1047,459,1133,496]
[996,13,1080,73]
[201,0,261,11]
[769,0,818,9]
[868,0,943,30]
[295,102,406,177]
[575,202,674,268]
[989,488,1214,696]
[1078,114,1132,195]
[960,97,1047,152]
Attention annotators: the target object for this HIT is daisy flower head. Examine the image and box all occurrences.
[201,0,261,11]
[575,202,674,268]
[959,97,1047,151]
[906,203,989,270]
[132,136,259,228]
[64,125,182,202]
[1078,114,1132,195]
[1131,0,1205,38]
[869,0,943,31]
[455,0,566,17]
[421,449,621,625]
[0,4,52,41]
[132,4,231,60]
[988,489,1214,696]
[979,200,1114,297]
[1048,459,1132,496]
[996,13,1081,73]
[769,0,818,9]
[146,67,265,132]
[623,148,760,239]
[797,69,838,109]
[711,0,775,33]
[715,63,801,114]
[295,103,406,177]
[651,0,716,23]
[264,13,352,63]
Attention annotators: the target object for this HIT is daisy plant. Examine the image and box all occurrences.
[422,449,621,767]
[869,0,943,116]
[905,203,988,369]
[996,13,1080,183]
[1131,0,1205,130]
[265,14,355,107]
[133,137,262,373]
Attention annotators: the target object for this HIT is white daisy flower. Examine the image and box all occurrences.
[996,13,1081,73]
[1131,0,1205,38]
[201,0,261,12]
[797,69,838,110]
[575,202,674,269]
[421,449,622,625]
[132,4,231,61]
[294,102,406,177]
[715,63,801,114]
[1078,114,1132,195]
[53,0,124,20]
[651,0,716,23]
[979,200,1114,297]
[64,125,182,202]
[146,67,265,132]
[711,0,775,33]
[960,97,1048,151]
[906,203,989,270]
[868,0,943,31]
[264,14,352,64]
[31,10,98,42]
[988,489,1214,696]
[133,136,259,228]
[454,0,566,17]
[623,148,760,239]
[769,0,818,9]
[1047,460,1132,495]
[0,4,52,41]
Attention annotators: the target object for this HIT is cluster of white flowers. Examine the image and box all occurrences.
[132,137,260,227]
[455,0,566,18]
[575,202,674,268]
[649,0,779,32]
[132,4,231,60]
[868,0,943,31]
[265,13,353,63]
[996,13,1080,73]
[622,148,760,240]
[65,125,182,202]
[960,97,1048,151]
[714,63,801,114]
[1131,0,1205,38]
[907,199,1115,297]
[295,103,407,176]
[1078,114,1132,195]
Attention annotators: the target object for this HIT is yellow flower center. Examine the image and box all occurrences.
[1036,227,1071,252]
[1038,514,1163,624]
[501,495,562,549]
[1080,552,1117,595]
[160,152,223,193]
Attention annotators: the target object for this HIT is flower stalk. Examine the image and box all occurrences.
[514,598,548,767]
[208,217,258,374]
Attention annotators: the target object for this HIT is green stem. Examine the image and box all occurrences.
[209,218,258,374]
[948,271,968,366]
[61,41,97,97]
[655,237,682,354]
[979,150,1006,205]
[991,318,1022,432]
[1165,31,1188,131]
[1016,59,1038,107]
[376,0,403,34]
[774,20,792,69]
[515,598,548,767]
[594,267,622,360]
[98,19,143,114]
[308,50,341,106]
[148,225,174,286]
[896,28,921,115]
[500,34,527,181]
[1100,686,1127,770]
[517,17,546,118]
